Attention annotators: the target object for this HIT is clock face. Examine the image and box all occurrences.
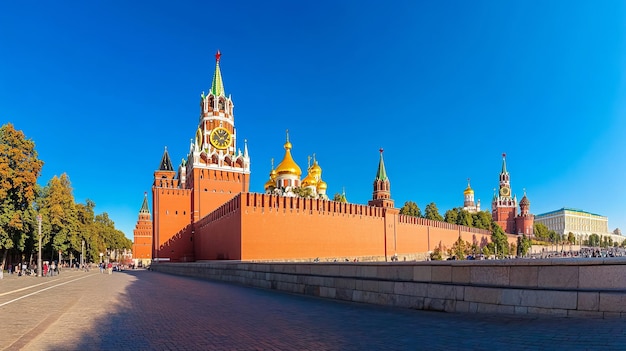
[210,127,232,149]
[500,186,510,196]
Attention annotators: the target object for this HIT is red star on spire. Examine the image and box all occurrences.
[502,152,506,158]
[379,148,384,154]
[215,50,221,62]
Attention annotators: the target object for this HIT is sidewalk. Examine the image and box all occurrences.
[0,269,95,294]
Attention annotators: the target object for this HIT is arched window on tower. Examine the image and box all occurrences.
[219,98,225,111]
[209,97,214,111]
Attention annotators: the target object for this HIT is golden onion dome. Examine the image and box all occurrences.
[464,186,474,195]
[301,173,317,187]
[275,137,302,177]
[264,178,276,191]
[463,179,474,195]
[317,179,327,191]
[310,160,322,176]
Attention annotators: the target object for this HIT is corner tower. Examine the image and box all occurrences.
[368,149,394,208]
[492,153,517,233]
[186,51,251,220]
[132,192,153,266]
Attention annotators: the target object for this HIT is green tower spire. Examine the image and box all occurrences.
[210,50,225,96]
[140,192,150,214]
[375,148,388,181]
[501,153,508,174]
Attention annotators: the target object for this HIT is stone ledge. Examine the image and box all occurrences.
[152,260,626,318]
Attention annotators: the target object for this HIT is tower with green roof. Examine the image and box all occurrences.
[368,148,394,208]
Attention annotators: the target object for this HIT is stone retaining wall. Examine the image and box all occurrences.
[151,258,626,318]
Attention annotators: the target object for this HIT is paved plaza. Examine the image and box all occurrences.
[1,268,626,351]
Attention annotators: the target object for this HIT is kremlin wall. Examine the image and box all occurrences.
[133,52,530,265]
[153,192,498,262]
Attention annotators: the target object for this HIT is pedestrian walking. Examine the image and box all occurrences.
[0,264,4,279]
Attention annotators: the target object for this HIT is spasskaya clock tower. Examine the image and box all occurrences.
[152,50,251,258]
[492,153,517,233]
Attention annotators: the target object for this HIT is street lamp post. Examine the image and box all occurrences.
[37,215,42,277]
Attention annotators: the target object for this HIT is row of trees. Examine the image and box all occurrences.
[398,201,530,259]
[0,123,131,267]
[399,199,626,260]
[533,222,626,248]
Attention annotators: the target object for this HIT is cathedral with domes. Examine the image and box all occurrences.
[462,179,481,213]
[263,133,328,200]
[132,52,524,263]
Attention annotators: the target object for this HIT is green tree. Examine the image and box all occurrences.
[491,223,509,258]
[76,200,100,262]
[332,193,347,203]
[567,232,576,245]
[458,210,473,227]
[548,230,559,245]
[423,202,443,221]
[443,208,458,224]
[400,201,421,217]
[291,186,314,198]
[430,245,443,261]
[37,173,79,262]
[588,233,600,247]
[449,236,471,259]
[517,234,532,257]
[0,123,44,265]
[533,223,550,242]
[472,211,492,230]
[94,212,132,261]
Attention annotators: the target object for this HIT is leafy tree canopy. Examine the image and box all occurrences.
[0,123,130,265]
[332,192,347,203]
[533,222,550,242]
[399,201,421,217]
[423,202,443,221]
[0,123,43,261]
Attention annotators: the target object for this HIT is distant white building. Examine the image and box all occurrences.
[534,208,623,244]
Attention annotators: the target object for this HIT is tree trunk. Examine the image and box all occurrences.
[1,249,7,268]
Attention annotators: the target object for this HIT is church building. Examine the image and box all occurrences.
[462,179,480,213]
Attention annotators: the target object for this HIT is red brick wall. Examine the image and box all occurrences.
[188,193,514,262]
[152,188,192,258]
[494,207,516,234]
[240,194,386,260]
[194,195,242,260]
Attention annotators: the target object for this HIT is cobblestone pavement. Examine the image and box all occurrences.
[1,269,626,351]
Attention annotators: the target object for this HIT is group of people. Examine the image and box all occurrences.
[0,261,60,278]
[98,262,114,274]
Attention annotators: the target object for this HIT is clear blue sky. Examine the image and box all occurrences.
[2,1,625,239]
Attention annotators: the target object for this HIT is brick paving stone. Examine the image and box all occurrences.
[1,269,626,350]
